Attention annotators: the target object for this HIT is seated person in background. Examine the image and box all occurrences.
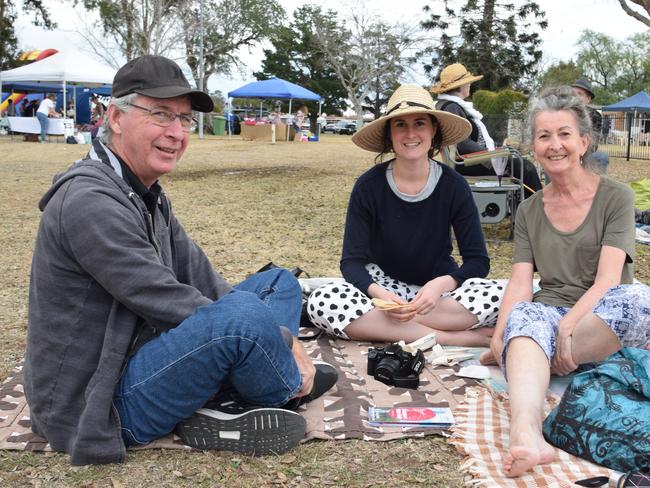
[572,78,609,174]
[431,63,542,198]
[66,100,75,119]
[91,94,106,123]
[24,55,336,465]
[307,85,503,346]
[479,85,650,477]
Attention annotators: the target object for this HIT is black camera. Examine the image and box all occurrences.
[367,343,425,389]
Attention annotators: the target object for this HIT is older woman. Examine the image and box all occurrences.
[306,84,505,346]
[480,86,650,477]
[431,63,542,197]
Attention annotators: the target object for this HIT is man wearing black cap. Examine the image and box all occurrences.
[572,78,608,173]
[24,55,336,465]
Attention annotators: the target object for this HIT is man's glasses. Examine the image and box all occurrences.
[126,102,196,132]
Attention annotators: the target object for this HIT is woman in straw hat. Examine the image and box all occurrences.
[431,63,542,198]
[306,84,506,345]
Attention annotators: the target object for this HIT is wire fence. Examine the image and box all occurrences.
[483,113,650,161]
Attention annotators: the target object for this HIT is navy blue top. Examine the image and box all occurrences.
[340,161,490,294]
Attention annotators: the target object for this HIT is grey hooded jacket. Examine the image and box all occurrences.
[24,144,232,465]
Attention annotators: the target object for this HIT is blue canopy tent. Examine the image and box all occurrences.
[227,77,321,140]
[603,91,650,113]
[603,91,650,160]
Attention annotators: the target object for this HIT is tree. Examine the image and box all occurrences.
[536,61,583,90]
[313,6,422,127]
[575,30,650,104]
[255,5,348,124]
[618,0,650,27]
[1,0,55,70]
[420,0,548,91]
[181,0,286,93]
[76,0,182,66]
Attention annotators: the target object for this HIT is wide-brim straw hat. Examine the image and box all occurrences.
[430,63,484,94]
[352,84,471,153]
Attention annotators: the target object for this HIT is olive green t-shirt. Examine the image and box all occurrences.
[513,176,635,307]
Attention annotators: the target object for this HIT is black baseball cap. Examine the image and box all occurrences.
[111,55,214,113]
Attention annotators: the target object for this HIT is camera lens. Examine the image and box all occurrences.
[375,356,402,386]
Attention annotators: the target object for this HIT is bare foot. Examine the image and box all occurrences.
[504,439,555,477]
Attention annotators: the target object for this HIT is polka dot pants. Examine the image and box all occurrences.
[306,264,506,339]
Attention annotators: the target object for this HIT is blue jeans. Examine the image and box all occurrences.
[114,268,303,446]
[36,112,49,142]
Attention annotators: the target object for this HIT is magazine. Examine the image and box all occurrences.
[367,406,455,428]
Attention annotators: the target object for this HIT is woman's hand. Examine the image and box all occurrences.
[367,283,415,322]
[551,319,578,376]
[410,276,456,316]
[290,340,316,397]
[480,335,503,367]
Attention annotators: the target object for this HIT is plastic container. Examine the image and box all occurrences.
[212,115,226,135]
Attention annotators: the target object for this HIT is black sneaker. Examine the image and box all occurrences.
[282,361,338,410]
[174,406,306,455]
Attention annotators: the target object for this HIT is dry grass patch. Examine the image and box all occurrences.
[0,133,647,486]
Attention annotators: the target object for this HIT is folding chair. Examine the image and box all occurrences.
[439,145,525,235]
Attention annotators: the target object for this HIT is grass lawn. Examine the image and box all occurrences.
[0,133,647,487]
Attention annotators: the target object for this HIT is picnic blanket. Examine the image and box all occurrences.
[0,334,473,453]
[450,387,615,487]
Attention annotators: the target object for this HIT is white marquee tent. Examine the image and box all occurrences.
[0,50,116,115]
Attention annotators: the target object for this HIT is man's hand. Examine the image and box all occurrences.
[291,340,316,397]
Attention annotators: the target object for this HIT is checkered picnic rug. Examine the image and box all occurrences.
[450,387,615,487]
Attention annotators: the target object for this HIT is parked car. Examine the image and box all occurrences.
[323,122,337,133]
[334,121,357,135]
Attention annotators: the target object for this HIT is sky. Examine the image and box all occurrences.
[14,0,649,97]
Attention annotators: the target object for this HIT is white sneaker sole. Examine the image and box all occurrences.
[175,407,306,455]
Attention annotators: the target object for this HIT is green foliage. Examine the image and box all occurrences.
[420,0,548,91]
[0,0,55,69]
[537,61,583,90]
[255,5,348,118]
[472,89,527,115]
[183,0,286,91]
[77,0,183,61]
[575,29,650,104]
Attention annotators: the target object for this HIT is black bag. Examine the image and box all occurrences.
[65,135,78,144]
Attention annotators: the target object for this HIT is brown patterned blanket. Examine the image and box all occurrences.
[0,334,473,452]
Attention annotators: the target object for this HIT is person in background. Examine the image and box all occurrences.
[292,105,308,141]
[91,95,106,123]
[24,55,337,465]
[316,113,326,134]
[431,63,543,198]
[66,100,75,119]
[307,84,501,346]
[480,85,649,477]
[20,98,30,117]
[5,99,16,117]
[36,94,60,143]
[572,78,609,174]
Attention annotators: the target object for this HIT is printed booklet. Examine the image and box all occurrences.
[367,406,455,428]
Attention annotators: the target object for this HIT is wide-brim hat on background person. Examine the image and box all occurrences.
[571,78,595,100]
[111,55,214,113]
[352,84,471,153]
[430,63,484,94]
